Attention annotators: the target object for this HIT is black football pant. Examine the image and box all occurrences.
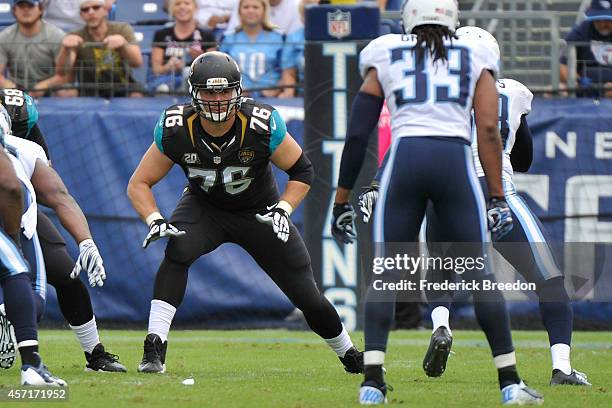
[153,190,343,339]
[37,210,94,326]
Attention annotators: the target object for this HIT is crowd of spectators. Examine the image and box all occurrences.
[0,0,317,97]
[560,0,612,97]
[0,0,609,98]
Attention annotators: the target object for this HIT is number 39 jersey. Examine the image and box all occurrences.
[154,98,287,212]
[472,78,533,182]
[359,33,499,142]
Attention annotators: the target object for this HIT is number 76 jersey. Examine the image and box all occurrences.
[154,99,286,211]
[359,33,499,143]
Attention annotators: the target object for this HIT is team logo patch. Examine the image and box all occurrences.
[183,153,200,165]
[327,10,351,39]
[239,148,255,164]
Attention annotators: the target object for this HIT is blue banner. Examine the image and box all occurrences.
[28,97,612,325]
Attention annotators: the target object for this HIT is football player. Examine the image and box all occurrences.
[331,0,543,404]
[359,26,590,387]
[0,106,65,386]
[0,88,126,372]
[127,51,363,374]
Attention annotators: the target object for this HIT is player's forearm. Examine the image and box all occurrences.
[55,47,75,76]
[0,152,24,236]
[127,181,160,223]
[279,180,310,212]
[52,193,92,243]
[120,44,143,68]
[477,127,504,198]
[334,186,351,204]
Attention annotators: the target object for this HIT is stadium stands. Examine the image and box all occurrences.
[0,1,14,27]
[114,0,169,25]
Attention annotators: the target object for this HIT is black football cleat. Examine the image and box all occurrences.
[422,326,453,377]
[550,369,591,386]
[339,347,364,374]
[85,343,127,372]
[137,334,167,374]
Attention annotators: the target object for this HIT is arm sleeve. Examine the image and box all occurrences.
[269,109,287,154]
[560,23,588,64]
[337,92,384,189]
[510,115,533,173]
[154,111,166,153]
[24,93,39,135]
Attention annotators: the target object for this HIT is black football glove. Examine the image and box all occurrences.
[487,197,513,241]
[255,204,291,243]
[142,218,186,248]
[331,203,357,244]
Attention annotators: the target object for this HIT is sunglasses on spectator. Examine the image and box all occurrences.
[80,4,103,13]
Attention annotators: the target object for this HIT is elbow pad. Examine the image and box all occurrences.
[286,152,314,185]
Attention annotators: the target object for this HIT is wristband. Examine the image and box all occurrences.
[276,200,293,216]
[146,211,163,226]
[78,238,94,250]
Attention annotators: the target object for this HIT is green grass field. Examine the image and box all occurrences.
[1,329,610,407]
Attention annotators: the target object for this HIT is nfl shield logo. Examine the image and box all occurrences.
[327,10,351,39]
[213,156,221,164]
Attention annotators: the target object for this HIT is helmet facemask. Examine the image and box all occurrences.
[189,78,242,123]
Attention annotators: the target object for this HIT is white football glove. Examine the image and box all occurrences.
[142,218,186,248]
[255,202,291,243]
[70,239,106,287]
[358,182,379,224]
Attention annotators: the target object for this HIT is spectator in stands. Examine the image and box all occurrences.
[164,0,237,32]
[53,0,144,97]
[281,0,318,97]
[221,0,295,98]
[42,0,115,31]
[0,0,65,96]
[225,0,302,35]
[560,0,612,97]
[149,0,217,93]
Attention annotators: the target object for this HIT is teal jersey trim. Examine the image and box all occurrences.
[269,109,287,154]
[154,111,166,153]
[25,94,38,135]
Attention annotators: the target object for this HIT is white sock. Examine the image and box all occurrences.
[69,317,100,354]
[324,325,354,357]
[147,299,176,343]
[431,306,452,336]
[364,350,385,366]
[493,351,516,369]
[551,343,572,375]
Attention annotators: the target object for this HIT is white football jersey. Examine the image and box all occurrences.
[359,33,499,142]
[472,78,533,181]
[5,135,48,239]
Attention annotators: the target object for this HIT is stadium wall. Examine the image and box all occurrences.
[32,97,612,326]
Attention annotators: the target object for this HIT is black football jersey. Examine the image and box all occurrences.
[0,88,38,139]
[154,98,288,211]
[0,88,49,159]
